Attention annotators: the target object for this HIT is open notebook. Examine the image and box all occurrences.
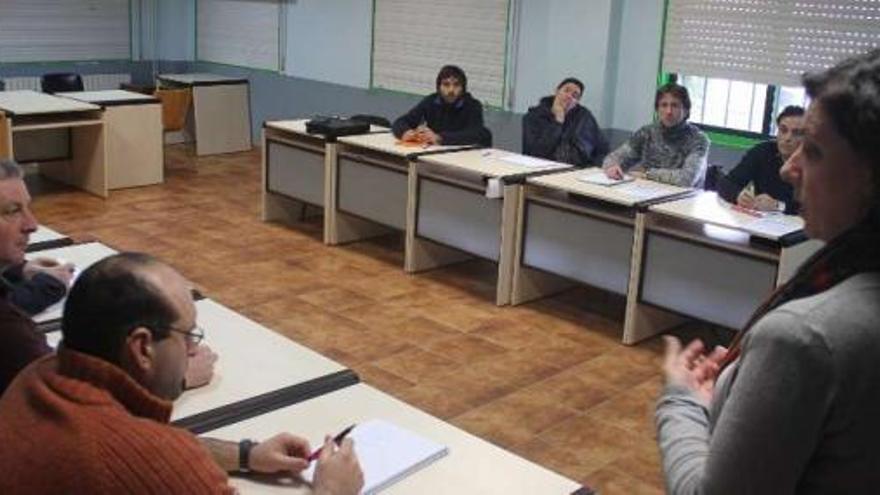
[305,419,449,494]
[576,168,635,186]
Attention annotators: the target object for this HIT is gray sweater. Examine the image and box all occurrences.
[656,272,880,494]
[603,121,709,187]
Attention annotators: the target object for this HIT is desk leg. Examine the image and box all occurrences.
[40,124,107,198]
[622,212,687,345]
[494,184,522,306]
[509,192,573,305]
[404,165,472,274]
[326,146,393,245]
[0,114,12,159]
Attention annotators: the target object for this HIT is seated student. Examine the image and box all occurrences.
[718,106,805,214]
[603,83,709,187]
[391,65,492,147]
[2,257,73,315]
[0,253,364,495]
[522,77,609,166]
[0,158,214,394]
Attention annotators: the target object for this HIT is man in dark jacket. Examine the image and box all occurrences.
[718,106,805,214]
[522,77,609,166]
[391,65,492,146]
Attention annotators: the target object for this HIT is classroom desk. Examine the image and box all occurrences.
[261,119,386,244]
[413,149,570,305]
[0,90,108,197]
[331,132,474,246]
[58,90,163,189]
[27,225,73,252]
[632,191,821,335]
[208,384,587,495]
[157,73,252,156]
[27,242,118,327]
[171,299,354,431]
[511,169,693,343]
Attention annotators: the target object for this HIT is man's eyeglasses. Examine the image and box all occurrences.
[166,325,205,347]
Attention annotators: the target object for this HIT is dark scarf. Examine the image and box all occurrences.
[721,205,880,367]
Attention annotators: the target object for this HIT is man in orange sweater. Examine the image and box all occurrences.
[0,253,363,494]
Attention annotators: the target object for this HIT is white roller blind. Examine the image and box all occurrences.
[663,0,880,86]
[0,0,130,62]
[372,0,510,107]
[197,0,280,71]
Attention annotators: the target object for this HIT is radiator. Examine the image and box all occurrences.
[1,73,132,92]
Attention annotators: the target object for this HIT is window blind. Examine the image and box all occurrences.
[372,0,510,107]
[0,0,130,63]
[197,0,280,71]
[663,0,880,86]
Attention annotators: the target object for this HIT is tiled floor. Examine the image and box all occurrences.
[29,145,732,494]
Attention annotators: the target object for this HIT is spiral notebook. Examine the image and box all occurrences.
[305,419,449,494]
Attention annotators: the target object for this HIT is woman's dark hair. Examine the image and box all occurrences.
[436,65,467,91]
[62,253,179,365]
[655,83,692,120]
[803,49,880,199]
[557,77,584,94]
[776,105,805,124]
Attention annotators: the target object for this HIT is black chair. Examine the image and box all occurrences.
[350,114,391,128]
[40,73,84,94]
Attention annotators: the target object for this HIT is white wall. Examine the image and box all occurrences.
[285,0,372,87]
[611,0,664,131]
[157,0,195,61]
[512,0,618,124]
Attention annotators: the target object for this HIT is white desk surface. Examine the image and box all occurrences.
[265,118,387,137]
[27,242,118,324]
[650,191,805,241]
[171,299,347,421]
[419,148,571,179]
[0,90,101,116]
[158,73,248,85]
[338,132,472,158]
[57,90,159,105]
[528,168,693,207]
[215,384,582,495]
[29,225,67,245]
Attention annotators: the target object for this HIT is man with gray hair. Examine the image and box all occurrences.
[0,158,51,392]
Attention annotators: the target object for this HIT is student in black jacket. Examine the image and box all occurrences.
[718,106,805,214]
[522,77,609,166]
[391,65,492,147]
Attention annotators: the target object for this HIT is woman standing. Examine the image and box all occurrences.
[657,49,880,494]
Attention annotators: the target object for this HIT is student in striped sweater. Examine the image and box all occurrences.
[0,253,363,494]
[603,83,710,187]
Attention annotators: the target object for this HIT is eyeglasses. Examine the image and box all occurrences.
[166,324,205,347]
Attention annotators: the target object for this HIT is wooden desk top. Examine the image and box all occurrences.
[649,191,805,241]
[157,73,249,86]
[528,168,693,207]
[338,132,473,158]
[264,118,388,137]
[171,299,347,421]
[57,90,159,106]
[419,148,571,179]
[213,384,582,495]
[0,90,101,116]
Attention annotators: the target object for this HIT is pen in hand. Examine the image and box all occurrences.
[307,424,356,462]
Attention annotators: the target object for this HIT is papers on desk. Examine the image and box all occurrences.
[614,180,688,201]
[305,419,449,495]
[497,154,556,169]
[576,169,634,186]
[744,214,804,238]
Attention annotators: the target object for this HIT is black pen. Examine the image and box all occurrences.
[307,424,356,462]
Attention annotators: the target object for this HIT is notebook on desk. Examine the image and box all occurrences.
[305,419,449,494]
[576,169,635,186]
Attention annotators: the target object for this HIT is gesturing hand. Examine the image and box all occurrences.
[662,336,728,407]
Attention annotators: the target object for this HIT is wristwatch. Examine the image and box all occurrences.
[238,439,258,473]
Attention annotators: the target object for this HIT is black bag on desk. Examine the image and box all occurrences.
[305,116,370,139]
